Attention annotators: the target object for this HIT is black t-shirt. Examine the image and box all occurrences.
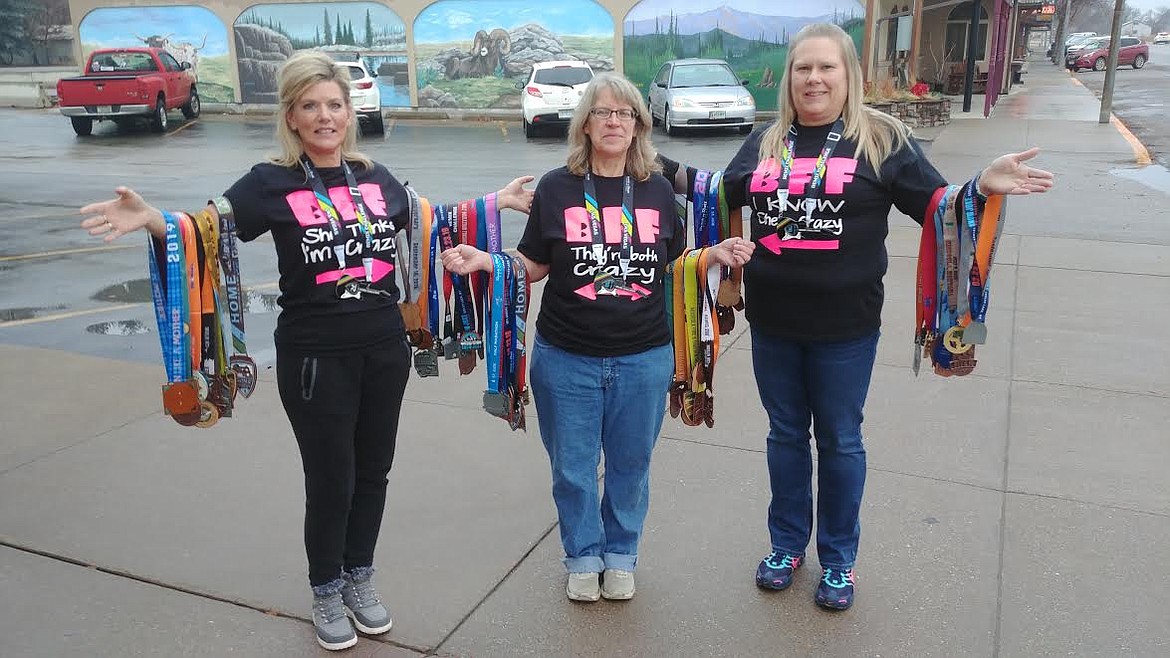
[517,166,686,357]
[225,161,408,351]
[721,121,947,341]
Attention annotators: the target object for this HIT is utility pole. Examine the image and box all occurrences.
[1098,0,1125,124]
[962,0,981,112]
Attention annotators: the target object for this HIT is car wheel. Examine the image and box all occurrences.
[1133,54,1146,69]
[365,111,385,135]
[523,118,533,138]
[70,116,93,136]
[649,98,660,126]
[1093,57,1106,72]
[150,96,167,132]
[181,88,200,119]
[664,106,678,136]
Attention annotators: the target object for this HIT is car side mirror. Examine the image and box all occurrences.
[181,61,192,70]
[741,79,749,86]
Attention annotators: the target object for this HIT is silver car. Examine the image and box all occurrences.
[647,58,755,136]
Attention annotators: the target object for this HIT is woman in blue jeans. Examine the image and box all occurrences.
[443,72,752,602]
[659,23,1052,610]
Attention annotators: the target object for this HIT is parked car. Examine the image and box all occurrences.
[329,54,384,135]
[56,47,199,136]
[647,59,755,136]
[1155,32,1170,45]
[1068,36,1148,71]
[1050,32,1097,59]
[519,60,594,137]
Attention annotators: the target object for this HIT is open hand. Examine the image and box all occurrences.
[498,176,535,214]
[80,187,165,241]
[709,236,755,268]
[441,244,493,276]
[979,148,1054,196]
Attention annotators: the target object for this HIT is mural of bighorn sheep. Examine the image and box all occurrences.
[444,28,511,80]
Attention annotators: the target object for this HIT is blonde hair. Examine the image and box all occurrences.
[759,23,908,174]
[271,51,372,169]
[566,71,662,181]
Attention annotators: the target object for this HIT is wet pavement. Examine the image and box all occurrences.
[1069,50,1170,165]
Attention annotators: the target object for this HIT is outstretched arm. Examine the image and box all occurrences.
[976,148,1054,196]
[440,244,549,283]
[495,176,536,213]
[80,187,202,240]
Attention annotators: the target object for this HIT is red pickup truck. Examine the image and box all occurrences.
[57,47,200,136]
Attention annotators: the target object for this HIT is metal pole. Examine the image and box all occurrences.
[963,0,981,112]
[1098,0,1126,124]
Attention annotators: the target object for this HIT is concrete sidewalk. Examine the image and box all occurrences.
[2,58,1168,657]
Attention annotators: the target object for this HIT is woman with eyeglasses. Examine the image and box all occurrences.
[443,71,754,602]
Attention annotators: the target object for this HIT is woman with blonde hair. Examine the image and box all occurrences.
[659,23,1052,610]
[444,71,753,602]
[80,50,533,650]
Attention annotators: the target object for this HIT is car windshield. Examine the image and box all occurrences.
[533,66,593,86]
[670,64,739,88]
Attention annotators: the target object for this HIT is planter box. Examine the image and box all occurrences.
[865,98,952,127]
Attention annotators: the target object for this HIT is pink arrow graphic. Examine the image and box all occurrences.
[758,234,840,255]
[315,258,395,285]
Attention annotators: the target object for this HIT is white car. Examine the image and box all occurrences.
[333,57,383,135]
[520,60,594,138]
[1155,33,1170,45]
[647,58,755,136]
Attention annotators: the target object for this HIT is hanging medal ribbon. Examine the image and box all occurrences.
[758,118,845,254]
[299,155,379,293]
[151,211,199,422]
[508,254,530,431]
[212,197,257,399]
[583,171,635,295]
[483,252,509,418]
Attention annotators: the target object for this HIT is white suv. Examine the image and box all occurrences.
[520,60,594,138]
[334,57,383,135]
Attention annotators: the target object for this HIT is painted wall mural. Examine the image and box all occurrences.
[414,0,614,109]
[623,0,865,111]
[78,7,233,102]
[235,2,409,106]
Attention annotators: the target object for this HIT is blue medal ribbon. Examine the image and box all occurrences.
[486,253,507,394]
[149,212,190,383]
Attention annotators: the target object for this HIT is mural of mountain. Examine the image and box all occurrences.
[624,7,860,42]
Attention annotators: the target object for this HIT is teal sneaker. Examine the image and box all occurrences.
[755,551,803,591]
[814,567,855,610]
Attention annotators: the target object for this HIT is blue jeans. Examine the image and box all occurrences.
[529,334,674,574]
[750,327,879,570]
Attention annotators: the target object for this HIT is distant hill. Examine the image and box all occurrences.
[624,6,861,42]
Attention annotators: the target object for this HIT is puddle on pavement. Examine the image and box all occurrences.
[0,306,66,321]
[92,278,153,303]
[1111,164,1170,196]
[86,320,151,336]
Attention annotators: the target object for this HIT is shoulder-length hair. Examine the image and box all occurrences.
[271,51,372,169]
[566,71,662,181]
[758,23,909,174]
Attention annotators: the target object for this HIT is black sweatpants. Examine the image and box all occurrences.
[276,337,411,586]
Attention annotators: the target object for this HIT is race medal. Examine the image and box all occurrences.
[194,400,219,428]
[192,371,210,401]
[441,335,458,360]
[947,346,978,376]
[774,216,796,237]
[162,380,200,416]
[413,348,439,377]
[716,304,735,334]
[230,355,258,399]
[716,280,740,308]
[399,302,423,333]
[482,391,510,418]
[942,325,973,355]
[208,375,235,418]
[962,321,988,345]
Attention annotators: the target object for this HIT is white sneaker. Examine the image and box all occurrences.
[600,568,635,600]
[566,572,601,602]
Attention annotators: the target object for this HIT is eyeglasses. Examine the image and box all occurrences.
[589,107,638,122]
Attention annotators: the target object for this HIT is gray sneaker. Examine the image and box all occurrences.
[312,580,357,651]
[341,567,393,635]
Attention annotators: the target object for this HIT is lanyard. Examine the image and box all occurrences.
[149,212,190,385]
[299,155,375,280]
[486,253,507,395]
[509,254,530,431]
[776,118,845,229]
[692,170,710,247]
[583,171,634,284]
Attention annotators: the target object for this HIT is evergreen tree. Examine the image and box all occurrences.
[323,9,332,45]
[335,16,342,46]
[365,9,373,48]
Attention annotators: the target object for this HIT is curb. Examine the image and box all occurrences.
[1066,73,1153,166]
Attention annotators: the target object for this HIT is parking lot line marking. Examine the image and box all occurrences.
[167,120,199,136]
[0,303,143,328]
[0,244,136,262]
